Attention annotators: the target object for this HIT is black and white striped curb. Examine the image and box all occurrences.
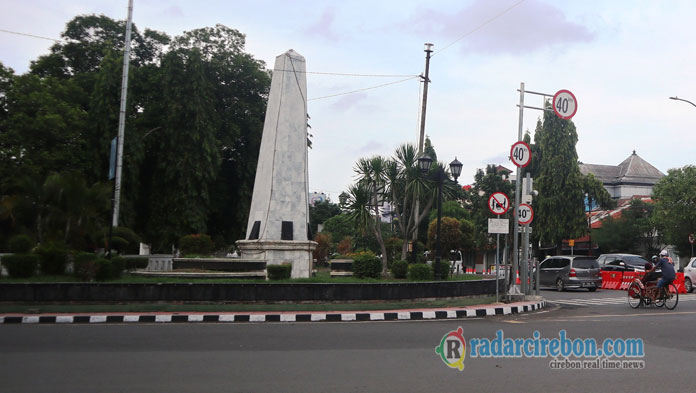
[0,300,546,324]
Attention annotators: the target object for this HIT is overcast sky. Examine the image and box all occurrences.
[1,0,695,200]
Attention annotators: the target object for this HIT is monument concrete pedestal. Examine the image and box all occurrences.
[237,240,316,278]
[236,49,317,279]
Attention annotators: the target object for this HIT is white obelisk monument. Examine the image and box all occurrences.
[237,49,316,278]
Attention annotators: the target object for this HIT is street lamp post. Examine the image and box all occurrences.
[669,96,696,108]
[417,154,463,279]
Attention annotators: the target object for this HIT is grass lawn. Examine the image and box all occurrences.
[0,296,497,314]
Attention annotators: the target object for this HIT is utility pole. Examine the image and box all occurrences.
[112,0,134,228]
[412,43,433,263]
[108,0,133,256]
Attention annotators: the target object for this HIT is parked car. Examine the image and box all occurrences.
[597,254,650,272]
[537,256,602,291]
[683,257,696,293]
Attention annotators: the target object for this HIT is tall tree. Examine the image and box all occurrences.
[147,49,220,249]
[533,103,587,252]
[652,165,696,259]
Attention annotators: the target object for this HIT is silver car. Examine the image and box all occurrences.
[538,256,602,291]
[684,257,696,293]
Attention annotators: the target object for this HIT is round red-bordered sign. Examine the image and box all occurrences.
[488,192,510,215]
[552,89,578,120]
[689,233,694,244]
[518,203,533,225]
[510,141,532,168]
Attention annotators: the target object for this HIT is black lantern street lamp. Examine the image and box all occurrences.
[418,154,463,279]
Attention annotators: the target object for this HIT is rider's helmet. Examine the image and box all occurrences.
[651,255,658,262]
[644,262,652,270]
[660,250,669,257]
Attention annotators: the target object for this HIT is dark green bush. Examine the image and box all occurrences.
[112,256,148,270]
[408,263,433,281]
[94,258,113,281]
[352,252,382,279]
[112,227,141,254]
[110,257,125,279]
[8,234,35,254]
[433,260,451,279]
[109,236,129,254]
[3,254,39,278]
[36,242,68,275]
[74,253,98,281]
[267,264,292,280]
[179,234,213,256]
[391,260,408,279]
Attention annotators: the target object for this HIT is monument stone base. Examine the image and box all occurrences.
[236,239,317,279]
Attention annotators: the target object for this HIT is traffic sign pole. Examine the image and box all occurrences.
[511,82,524,296]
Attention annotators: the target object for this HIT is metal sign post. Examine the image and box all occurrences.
[514,84,577,295]
[488,218,509,303]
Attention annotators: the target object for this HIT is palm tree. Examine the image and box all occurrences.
[353,156,389,275]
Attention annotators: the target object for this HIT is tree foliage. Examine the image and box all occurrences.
[652,165,696,258]
[0,15,270,252]
[532,103,587,250]
[593,199,659,255]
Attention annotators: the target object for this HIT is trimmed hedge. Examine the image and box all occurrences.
[408,263,433,281]
[3,254,39,278]
[8,234,35,254]
[36,242,68,275]
[112,256,148,270]
[391,260,408,279]
[179,234,213,255]
[433,260,451,279]
[267,264,292,280]
[112,227,141,254]
[352,252,382,279]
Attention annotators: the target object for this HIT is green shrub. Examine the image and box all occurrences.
[112,256,148,270]
[110,257,125,279]
[433,260,451,279]
[74,253,98,281]
[94,258,113,281]
[112,227,141,254]
[107,236,128,254]
[36,242,68,275]
[179,234,213,255]
[3,254,39,278]
[391,260,408,279]
[408,263,433,281]
[267,264,292,280]
[352,252,382,279]
[8,234,35,254]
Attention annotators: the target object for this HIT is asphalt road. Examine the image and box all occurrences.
[2,289,695,393]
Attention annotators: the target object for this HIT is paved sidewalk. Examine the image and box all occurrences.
[0,299,546,324]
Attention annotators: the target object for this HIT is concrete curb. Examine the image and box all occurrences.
[0,300,546,324]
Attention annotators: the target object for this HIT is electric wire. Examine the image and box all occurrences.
[0,29,63,42]
[432,0,527,57]
[273,69,418,78]
[308,75,420,101]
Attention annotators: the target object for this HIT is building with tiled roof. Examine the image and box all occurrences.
[579,151,664,199]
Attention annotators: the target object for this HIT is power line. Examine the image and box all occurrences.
[432,0,527,57]
[273,69,418,78]
[0,29,62,43]
[308,75,420,101]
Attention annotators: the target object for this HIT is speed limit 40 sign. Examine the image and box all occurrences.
[510,141,531,168]
[518,203,534,225]
[553,89,578,120]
